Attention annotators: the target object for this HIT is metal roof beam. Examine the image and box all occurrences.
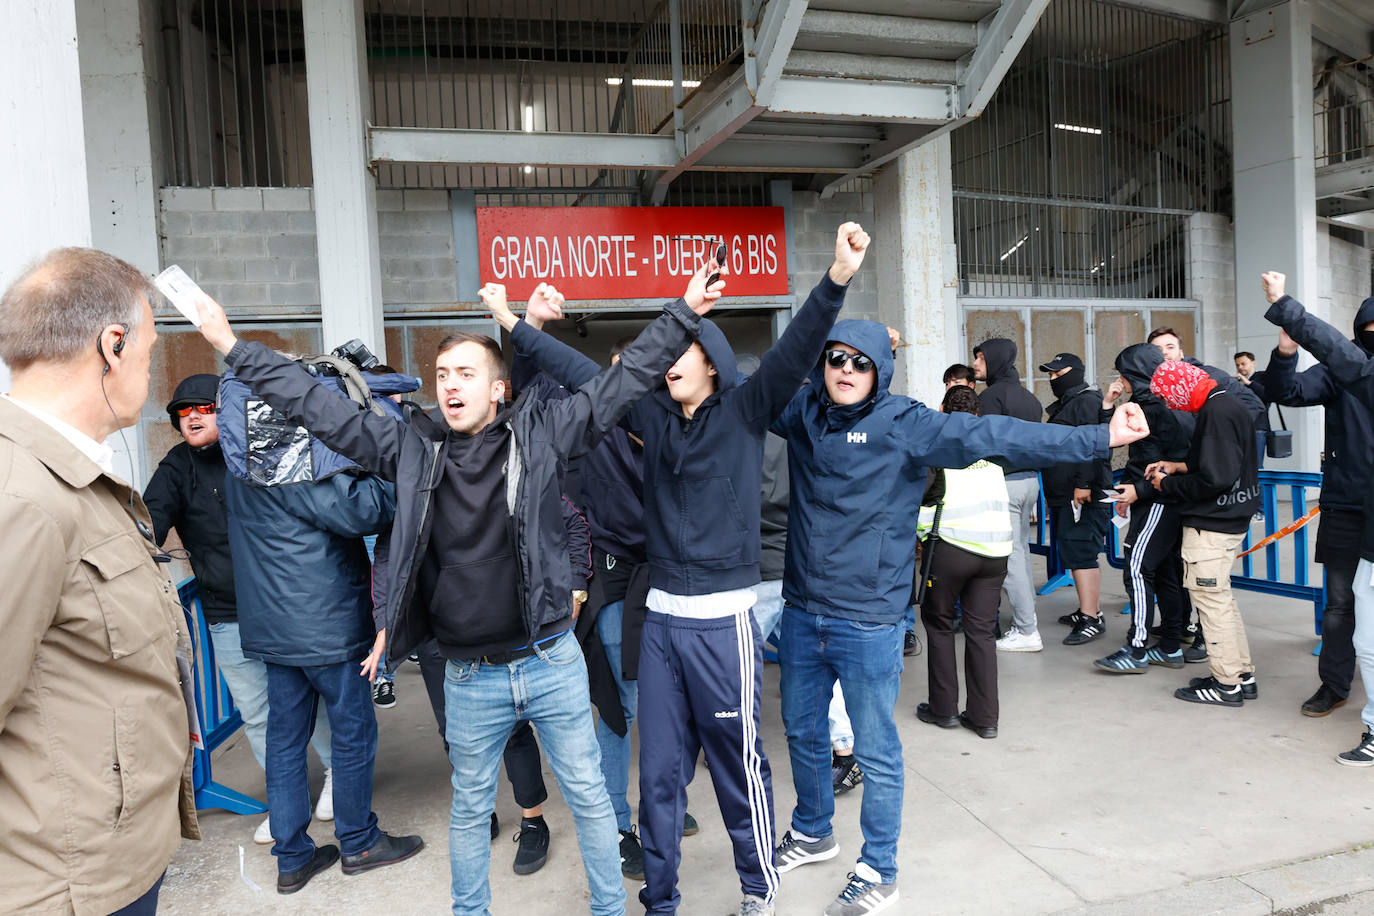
[958,0,1052,117]
[369,127,678,169]
[768,76,956,121]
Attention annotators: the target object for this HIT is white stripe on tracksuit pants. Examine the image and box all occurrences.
[1123,501,1191,649]
[636,609,779,913]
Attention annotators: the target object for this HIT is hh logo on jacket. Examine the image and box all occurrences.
[847,432,867,444]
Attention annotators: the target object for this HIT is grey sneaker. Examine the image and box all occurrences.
[774,829,839,873]
[824,870,900,915]
[739,894,774,916]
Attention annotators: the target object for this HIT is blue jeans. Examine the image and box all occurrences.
[1350,559,1374,731]
[209,622,331,771]
[752,579,785,644]
[595,600,637,832]
[444,632,623,916]
[779,605,904,884]
[264,659,380,873]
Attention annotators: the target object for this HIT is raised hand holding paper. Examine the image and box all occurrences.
[153,264,206,327]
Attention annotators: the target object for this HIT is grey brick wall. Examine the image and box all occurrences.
[158,187,459,316]
[1187,212,1237,368]
[786,182,878,320]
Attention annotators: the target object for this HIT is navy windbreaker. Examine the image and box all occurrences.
[511,271,851,596]
[773,319,1113,625]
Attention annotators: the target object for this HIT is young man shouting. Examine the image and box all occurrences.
[193,262,725,916]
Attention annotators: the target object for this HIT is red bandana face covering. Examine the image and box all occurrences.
[1150,360,1217,412]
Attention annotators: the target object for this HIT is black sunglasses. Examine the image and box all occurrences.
[824,349,875,373]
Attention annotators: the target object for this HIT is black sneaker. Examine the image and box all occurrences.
[512,817,550,875]
[1175,675,1243,707]
[490,812,499,841]
[277,844,339,894]
[682,812,699,836]
[1301,684,1346,717]
[1187,673,1256,701]
[1063,614,1106,646]
[619,827,645,880]
[340,832,424,875]
[831,753,863,795]
[1336,731,1374,767]
[372,680,396,708]
[903,630,919,657]
[1057,608,1089,626]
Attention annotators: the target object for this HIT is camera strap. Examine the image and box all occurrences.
[300,354,387,417]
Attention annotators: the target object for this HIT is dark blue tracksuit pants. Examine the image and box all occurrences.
[637,610,778,913]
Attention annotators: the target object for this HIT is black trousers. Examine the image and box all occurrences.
[1122,502,1192,652]
[107,874,163,916]
[1317,509,1361,697]
[920,543,1007,728]
[416,638,548,809]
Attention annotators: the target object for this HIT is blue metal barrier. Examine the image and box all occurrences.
[1100,470,1326,637]
[178,577,267,815]
[1027,477,1073,595]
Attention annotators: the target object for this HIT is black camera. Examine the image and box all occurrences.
[331,338,379,371]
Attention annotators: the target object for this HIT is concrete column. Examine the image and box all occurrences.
[76,0,164,274]
[303,0,386,357]
[1230,0,1321,469]
[873,136,960,408]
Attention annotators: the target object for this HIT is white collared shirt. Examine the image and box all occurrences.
[3,394,117,476]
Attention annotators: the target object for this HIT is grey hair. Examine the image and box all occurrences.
[0,247,153,371]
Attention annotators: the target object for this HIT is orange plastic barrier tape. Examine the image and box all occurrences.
[1237,506,1320,558]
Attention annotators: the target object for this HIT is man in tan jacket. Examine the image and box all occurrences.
[0,248,199,915]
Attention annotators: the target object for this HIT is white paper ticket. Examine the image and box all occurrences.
[153,264,205,326]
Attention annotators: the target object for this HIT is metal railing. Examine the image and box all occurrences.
[1315,91,1373,169]
[1034,470,1328,634]
[951,0,1231,300]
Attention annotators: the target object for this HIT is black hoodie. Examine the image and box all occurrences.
[974,337,1043,475]
[1042,374,1112,506]
[1156,388,1260,534]
[1114,344,1192,506]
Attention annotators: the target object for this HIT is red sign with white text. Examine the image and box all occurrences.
[475,206,788,300]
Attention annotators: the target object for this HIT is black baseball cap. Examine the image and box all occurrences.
[1038,353,1084,373]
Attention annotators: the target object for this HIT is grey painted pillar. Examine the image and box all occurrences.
[873,137,960,408]
[76,0,163,274]
[1230,0,1320,469]
[304,0,386,357]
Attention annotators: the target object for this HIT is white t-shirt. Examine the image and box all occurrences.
[646,586,758,619]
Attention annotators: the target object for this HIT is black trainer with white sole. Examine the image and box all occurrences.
[1176,675,1243,707]
[1188,672,1256,700]
[1336,731,1374,767]
[1063,614,1106,646]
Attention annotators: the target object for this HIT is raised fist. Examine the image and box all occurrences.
[1261,271,1286,304]
[829,222,870,285]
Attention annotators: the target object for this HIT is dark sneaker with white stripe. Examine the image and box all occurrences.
[824,866,900,916]
[1063,614,1106,646]
[1094,647,1148,674]
[1175,675,1243,707]
[1183,632,1208,663]
[1336,731,1374,767]
[774,830,838,873]
[1189,672,1256,700]
[619,828,644,880]
[1143,645,1185,668]
[1057,608,1090,626]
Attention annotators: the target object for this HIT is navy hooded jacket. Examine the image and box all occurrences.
[1261,295,1374,514]
[773,319,1113,625]
[511,271,851,596]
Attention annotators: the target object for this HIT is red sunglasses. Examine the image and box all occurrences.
[176,404,217,417]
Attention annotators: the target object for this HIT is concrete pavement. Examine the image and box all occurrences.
[161,576,1374,915]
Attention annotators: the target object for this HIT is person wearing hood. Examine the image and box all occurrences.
[143,373,336,848]
[1091,345,1198,674]
[1030,353,1114,649]
[1258,288,1374,717]
[1148,325,1270,463]
[971,337,1045,653]
[1146,360,1260,707]
[1261,271,1374,765]
[768,318,1149,916]
[511,223,871,916]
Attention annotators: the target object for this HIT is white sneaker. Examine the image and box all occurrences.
[254,816,273,845]
[314,768,334,822]
[996,626,1043,653]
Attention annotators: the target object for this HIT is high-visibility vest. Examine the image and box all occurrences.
[917,459,1013,559]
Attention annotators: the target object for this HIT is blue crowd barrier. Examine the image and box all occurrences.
[1036,470,1326,640]
[178,577,267,815]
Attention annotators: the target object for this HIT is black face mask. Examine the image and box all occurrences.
[1359,329,1374,353]
[1050,367,1084,399]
